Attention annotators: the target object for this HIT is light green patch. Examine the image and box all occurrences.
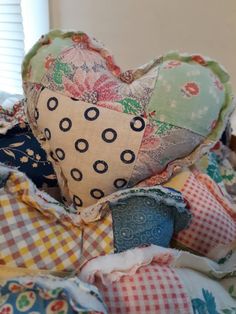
[154,120,175,135]
[148,60,225,136]
[23,35,73,83]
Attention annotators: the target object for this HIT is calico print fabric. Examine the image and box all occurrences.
[0,276,107,314]
[196,142,236,204]
[23,30,235,211]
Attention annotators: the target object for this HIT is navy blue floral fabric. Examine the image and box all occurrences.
[0,125,57,188]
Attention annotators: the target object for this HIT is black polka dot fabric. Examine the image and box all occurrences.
[120,150,136,164]
[75,139,89,153]
[93,160,108,174]
[44,128,51,140]
[114,178,128,189]
[90,188,105,199]
[130,116,145,132]
[59,118,72,132]
[36,89,147,209]
[70,168,83,181]
[101,128,117,143]
[47,97,58,111]
[49,151,58,162]
[73,195,83,208]
[55,148,65,160]
[84,107,100,121]
[34,108,39,120]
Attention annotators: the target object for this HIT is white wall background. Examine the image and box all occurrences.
[49,0,236,128]
[21,0,49,53]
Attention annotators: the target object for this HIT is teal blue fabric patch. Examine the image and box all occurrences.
[110,188,191,253]
[191,288,236,314]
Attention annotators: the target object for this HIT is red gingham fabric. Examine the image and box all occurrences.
[95,264,191,314]
[196,171,236,219]
[174,172,236,256]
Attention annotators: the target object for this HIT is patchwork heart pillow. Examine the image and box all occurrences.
[22,30,235,211]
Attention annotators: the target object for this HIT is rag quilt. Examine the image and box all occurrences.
[0,29,235,313]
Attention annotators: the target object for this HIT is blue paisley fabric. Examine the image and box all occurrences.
[0,125,57,189]
[109,188,191,253]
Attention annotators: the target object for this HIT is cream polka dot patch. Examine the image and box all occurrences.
[36,88,146,209]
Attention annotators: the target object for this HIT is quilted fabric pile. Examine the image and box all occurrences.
[0,30,235,313]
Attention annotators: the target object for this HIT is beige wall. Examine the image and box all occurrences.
[49,0,236,127]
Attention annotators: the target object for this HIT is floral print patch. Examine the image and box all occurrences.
[0,127,57,189]
[0,277,107,314]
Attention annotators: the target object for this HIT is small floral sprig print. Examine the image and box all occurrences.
[164,60,182,69]
[214,78,224,91]
[0,142,49,168]
[50,300,66,313]
[18,294,30,310]
[9,283,24,293]
[0,305,12,314]
[181,81,200,98]
[44,54,55,70]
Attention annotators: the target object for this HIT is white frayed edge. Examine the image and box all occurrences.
[79,244,236,285]
[79,245,178,284]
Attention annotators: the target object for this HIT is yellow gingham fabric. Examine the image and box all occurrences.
[81,212,114,265]
[0,170,83,271]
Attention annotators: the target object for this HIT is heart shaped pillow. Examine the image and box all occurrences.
[22,30,235,211]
